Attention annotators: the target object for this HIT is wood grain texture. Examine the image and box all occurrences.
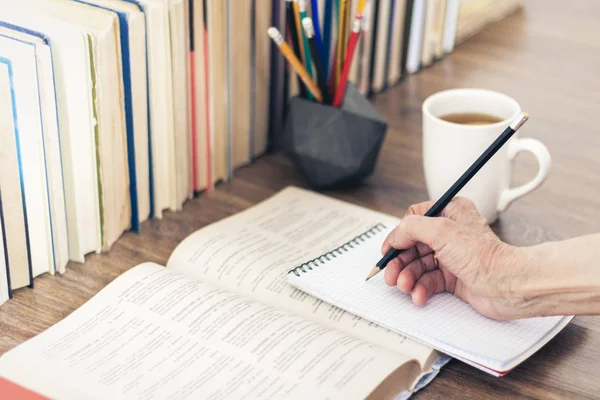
[1,1,600,398]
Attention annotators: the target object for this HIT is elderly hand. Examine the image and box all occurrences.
[382,197,532,320]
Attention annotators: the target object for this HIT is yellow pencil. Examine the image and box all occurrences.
[292,0,305,65]
[356,0,367,14]
[343,0,351,55]
[335,0,348,88]
[268,27,323,102]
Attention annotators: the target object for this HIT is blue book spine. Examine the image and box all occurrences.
[0,57,34,288]
[0,187,13,298]
[0,29,59,274]
[123,0,154,219]
[0,22,72,260]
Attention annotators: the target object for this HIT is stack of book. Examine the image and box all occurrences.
[281,0,522,105]
[0,0,522,305]
[455,0,524,44]
[282,0,462,101]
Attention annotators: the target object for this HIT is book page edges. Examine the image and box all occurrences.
[0,262,423,399]
[366,360,422,400]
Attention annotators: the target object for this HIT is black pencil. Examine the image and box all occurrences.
[301,17,332,104]
[285,0,308,98]
[366,112,530,281]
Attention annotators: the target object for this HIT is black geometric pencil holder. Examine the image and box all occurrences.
[282,83,388,190]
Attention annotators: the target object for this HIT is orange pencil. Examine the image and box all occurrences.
[292,0,305,64]
[268,27,323,102]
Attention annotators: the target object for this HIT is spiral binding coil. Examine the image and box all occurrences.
[288,223,387,277]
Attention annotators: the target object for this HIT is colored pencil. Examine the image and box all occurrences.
[335,0,348,88]
[292,0,305,64]
[310,0,326,64]
[333,0,369,106]
[302,17,332,104]
[268,27,323,102]
[358,0,373,94]
[342,0,352,56]
[333,17,361,106]
[356,0,368,16]
[323,0,333,77]
[286,0,309,97]
[298,1,314,78]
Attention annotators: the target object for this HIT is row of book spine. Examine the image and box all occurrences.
[0,0,521,304]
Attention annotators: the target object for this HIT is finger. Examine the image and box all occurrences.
[404,201,437,217]
[415,242,434,260]
[396,243,433,272]
[384,257,402,286]
[381,230,394,254]
[443,197,484,224]
[411,269,446,305]
[396,252,437,292]
[387,215,458,254]
[382,233,432,259]
[381,226,412,254]
[383,247,419,287]
[381,244,434,288]
[404,197,482,225]
[394,246,417,267]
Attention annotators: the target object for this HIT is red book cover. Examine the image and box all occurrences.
[0,377,48,400]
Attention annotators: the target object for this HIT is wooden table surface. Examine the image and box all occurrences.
[2,0,600,398]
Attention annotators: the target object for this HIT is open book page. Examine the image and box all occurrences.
[167,187,439,370]
[0,263,418,400]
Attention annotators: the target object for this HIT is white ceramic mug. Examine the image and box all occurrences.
[422,88,551,224]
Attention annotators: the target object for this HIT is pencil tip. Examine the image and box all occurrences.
[365,266,380,281]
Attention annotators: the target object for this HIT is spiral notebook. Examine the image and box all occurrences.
[287,223,573,376]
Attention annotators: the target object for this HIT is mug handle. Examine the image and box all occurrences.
[497,138,551,212]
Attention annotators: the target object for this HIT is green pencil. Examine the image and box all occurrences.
[297,0,314,99]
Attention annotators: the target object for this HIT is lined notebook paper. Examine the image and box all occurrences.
[287,223,572,375]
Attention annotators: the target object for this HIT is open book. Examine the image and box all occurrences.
[0,187,449,399]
